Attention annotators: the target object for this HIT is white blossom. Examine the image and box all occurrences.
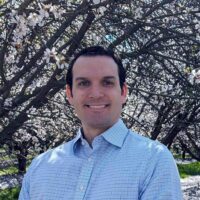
[11,14,29,43]
[93,0,101,4]
[189,69,200,84]
[29,107,37,115]
[50,5,65,19]
[32,136,39,143]
[39,9,49,18]
[4,98,13,107]
[27,13,39,27]
[144,26,151,31]
[0,30,6,40]
[196,34,200,42]
[23,133,32,142]
[195,22,200,31]
[93,0,106,4]
[98,6,106,15]
[135,7,143,19]
[18,78,25,86]
[194,70,200,84]
[5,54,15,64]
[56,59,68,69]
[43,47,57,63]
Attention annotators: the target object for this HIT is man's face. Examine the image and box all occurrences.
[66,55,127,132]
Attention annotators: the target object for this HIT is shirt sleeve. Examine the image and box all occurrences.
[18,172,30,200]
[139,145,183,200]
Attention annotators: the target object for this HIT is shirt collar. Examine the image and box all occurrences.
[101,119,129,148]
[72,130,82,152]
[73,119,129,152]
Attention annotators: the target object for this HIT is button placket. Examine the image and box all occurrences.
[74,154,95,200]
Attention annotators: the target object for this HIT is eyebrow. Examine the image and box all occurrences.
[74,77,88,82]
[74,76,116,81]
[102,76,116,80]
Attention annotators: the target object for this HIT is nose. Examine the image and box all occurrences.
[88,85,104,99]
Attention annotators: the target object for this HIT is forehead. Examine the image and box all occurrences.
[72,55,119,78]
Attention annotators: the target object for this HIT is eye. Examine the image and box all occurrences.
[103,80,114,86]
[77,80,90,87]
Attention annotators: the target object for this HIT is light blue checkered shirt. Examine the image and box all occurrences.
[19,119,182,200]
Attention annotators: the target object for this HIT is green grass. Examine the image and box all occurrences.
[0,156,16,162]
[0,187,20,200]
[0,166,18,176]
[0,153,34,161]
[0,155,13,160]
[0,148,5,153]
[173,154,191,160]
[0,161,32,176]
[177,162,200,178]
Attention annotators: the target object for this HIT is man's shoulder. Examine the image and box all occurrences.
[125,130,175,167]
[30,138,76,168]
[127,129,169,155]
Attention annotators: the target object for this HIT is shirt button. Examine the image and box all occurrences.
[88,157,92,162]
[81,141,85,146]
[80,185,84,191]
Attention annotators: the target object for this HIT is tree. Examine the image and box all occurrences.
[0,0,200,173]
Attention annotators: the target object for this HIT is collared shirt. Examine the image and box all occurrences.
[19,119,183,200]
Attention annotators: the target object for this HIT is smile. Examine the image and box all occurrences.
[85,104,109,109]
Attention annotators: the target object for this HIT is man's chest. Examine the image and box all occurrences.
[29,155,143,200]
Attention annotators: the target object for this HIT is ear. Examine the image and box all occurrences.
[66,85,73,105]
[121,83,128,104]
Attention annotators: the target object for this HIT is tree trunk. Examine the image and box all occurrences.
[17,150,27,174]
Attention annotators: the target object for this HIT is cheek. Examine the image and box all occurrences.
[112,97,124,108]
[72,95,85,107]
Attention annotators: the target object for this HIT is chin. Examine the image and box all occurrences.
[88,120,114,129]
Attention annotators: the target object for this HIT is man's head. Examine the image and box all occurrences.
[66,46,127,135]
[66,46,126,91]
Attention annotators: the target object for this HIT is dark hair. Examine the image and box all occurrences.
[66,45,126,90]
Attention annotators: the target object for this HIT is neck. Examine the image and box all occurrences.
[81,125,109,145]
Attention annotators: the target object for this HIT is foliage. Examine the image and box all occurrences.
[0,0,200,173]
[177,162,200,178]
[0,166,18,176]
[0,187,20,200]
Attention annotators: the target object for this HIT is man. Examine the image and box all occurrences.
[19,46,182,199]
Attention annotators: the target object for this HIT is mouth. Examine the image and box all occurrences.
[85,104,109,109]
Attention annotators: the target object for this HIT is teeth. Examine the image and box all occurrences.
[88,105,106,108]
